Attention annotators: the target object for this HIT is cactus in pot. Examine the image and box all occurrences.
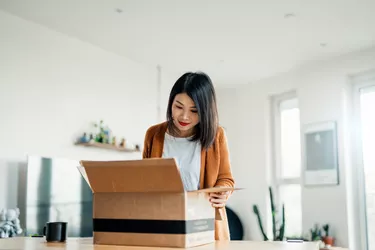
[252,187,285,241]
[322,224,334,246]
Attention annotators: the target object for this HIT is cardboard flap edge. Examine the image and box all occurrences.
[192,187,243,193]
[77,165,92,191]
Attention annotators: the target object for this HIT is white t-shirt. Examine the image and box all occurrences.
[162,133,201,191]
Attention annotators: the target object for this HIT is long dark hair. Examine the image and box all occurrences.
[166,72,218,149]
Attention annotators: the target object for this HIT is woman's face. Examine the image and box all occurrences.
[171,93,199,136]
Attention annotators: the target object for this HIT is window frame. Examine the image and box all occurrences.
[351,71,375,250]
[272,91,302,186]
[270,90,302,237]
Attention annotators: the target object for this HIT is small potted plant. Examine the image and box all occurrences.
[322,224,334,247]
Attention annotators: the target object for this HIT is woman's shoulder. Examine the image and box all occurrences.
[145,121,168,138]
[216,125,226,137]
[214,125,227,144]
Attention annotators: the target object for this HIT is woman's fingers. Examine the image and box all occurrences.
[209,192,229,199]
[210,197,227,203]
[208,191,230,207]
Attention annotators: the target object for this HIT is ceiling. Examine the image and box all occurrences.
[1,0,375,85]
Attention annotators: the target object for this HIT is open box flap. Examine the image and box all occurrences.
[79,158,184,193]
[77,166,92,190]
[193,187,243,193]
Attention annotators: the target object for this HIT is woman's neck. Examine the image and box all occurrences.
[167,126,195,138]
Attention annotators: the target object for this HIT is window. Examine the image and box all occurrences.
[352,73,375,250]
[272,94,302,238]
[359,85,375,250]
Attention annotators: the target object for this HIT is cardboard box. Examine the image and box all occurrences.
[78,158,236,248]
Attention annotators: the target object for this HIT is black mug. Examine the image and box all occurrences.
[43,222,67,242]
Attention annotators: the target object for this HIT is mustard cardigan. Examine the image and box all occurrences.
[142,121,235,240]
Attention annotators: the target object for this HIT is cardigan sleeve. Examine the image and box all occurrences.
[142,127,151,159]
[142,142,149,159]
[215,127,235,188]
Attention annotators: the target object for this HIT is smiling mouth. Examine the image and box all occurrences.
[178,121,190,127]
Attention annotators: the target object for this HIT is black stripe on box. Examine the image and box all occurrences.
[93,218,215,234]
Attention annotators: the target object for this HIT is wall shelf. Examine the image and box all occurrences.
[75,142,140,153]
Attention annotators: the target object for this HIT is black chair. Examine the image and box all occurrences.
[225,206,244,240]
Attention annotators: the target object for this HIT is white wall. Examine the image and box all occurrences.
[218,46,375,249]
[0,10,179,211]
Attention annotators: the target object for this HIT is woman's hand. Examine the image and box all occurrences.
[209,191,230,208]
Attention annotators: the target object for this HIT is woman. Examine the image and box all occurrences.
[142,71,235,240]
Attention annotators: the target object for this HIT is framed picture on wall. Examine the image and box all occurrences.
[303,121,339,186]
